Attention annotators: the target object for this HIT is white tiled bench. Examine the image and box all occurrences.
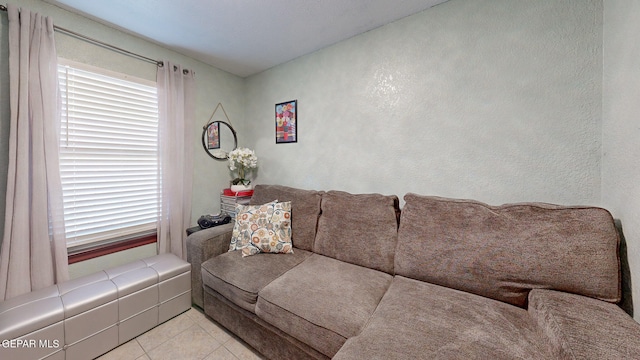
[0,253,191,360]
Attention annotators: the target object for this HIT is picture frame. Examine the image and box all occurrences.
[275,100,297,143]
[207,121,220,149]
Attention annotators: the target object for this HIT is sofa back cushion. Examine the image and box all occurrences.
[250,185,323,251]
[395,193,620,307]
[314,191,400,274]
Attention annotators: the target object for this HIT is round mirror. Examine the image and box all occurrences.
[202,121,237,160]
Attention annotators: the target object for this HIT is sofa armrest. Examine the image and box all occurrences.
[186,223,234,308]
[528,289,640,359]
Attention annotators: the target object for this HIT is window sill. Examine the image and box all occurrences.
[68,233,157,264]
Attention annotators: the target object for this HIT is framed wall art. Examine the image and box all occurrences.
[275,100,297,143]
[206,121,220,149]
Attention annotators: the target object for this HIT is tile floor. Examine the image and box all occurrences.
[97,307,264,360]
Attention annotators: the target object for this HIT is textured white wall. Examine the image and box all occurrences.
[4,1,630,290]
[245,0,603,206]
[602,0,640,320]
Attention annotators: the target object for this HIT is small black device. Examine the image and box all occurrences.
[197,213,232,229]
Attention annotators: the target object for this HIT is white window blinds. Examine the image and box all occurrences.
[58,60,159,249]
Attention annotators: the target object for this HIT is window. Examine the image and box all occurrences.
[58,60,159,250]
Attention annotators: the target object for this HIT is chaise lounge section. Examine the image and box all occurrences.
[187,184,640,359]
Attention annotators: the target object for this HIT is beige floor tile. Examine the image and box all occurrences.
[182,307,200,319]
[146,324,222,360]
[224,337,264,360]
[98,307,262,359]
[95,339,145,360]
[204,346,239,360]
[136,312,195,352]
[186,307,233,343]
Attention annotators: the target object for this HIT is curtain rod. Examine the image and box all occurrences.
[1,4,163,67]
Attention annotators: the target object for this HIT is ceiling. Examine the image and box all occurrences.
[44,0,448,77]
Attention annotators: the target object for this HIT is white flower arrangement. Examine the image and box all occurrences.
[228,147,258,185]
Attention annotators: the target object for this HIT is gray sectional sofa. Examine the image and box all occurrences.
[186,184,640,359]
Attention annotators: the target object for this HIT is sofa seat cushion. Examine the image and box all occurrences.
[334,276,554,360]
[255,254,392,358]
[396,194,620,307]
[201,249,312,313]
[528,289,640,359]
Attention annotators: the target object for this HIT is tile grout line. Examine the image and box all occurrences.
[100,307,254,359]
[144,311,236,360]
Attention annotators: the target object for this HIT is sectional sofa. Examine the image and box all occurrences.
[186,184,640,359]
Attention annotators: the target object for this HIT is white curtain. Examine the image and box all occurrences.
[0,4,69,300]
[157,62,195,259]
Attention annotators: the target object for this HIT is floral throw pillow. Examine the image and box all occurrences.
[228,201,294,257]
[241,201,293,257]
[228,201,277,251]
